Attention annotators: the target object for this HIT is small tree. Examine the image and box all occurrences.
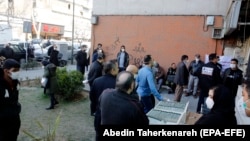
[56,67,84,101]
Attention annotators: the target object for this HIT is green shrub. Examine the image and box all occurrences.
[56,67,84,101]
[22,110,66,141]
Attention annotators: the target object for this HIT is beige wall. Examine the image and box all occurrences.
[91,15,224,71]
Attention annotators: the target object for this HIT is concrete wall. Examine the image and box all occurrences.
[93,0,230,16]
[92,15,224,70]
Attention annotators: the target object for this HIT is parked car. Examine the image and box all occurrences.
[34,44,48,62]
[0,43,26,63]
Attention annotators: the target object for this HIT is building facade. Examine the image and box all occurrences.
[91,0,250,75]
[0,0,92,42]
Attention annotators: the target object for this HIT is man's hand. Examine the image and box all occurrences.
[162,97,170,102]
[82,80,88,84]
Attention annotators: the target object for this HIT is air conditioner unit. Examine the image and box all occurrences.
[212,28,224,39]
[224,0,242,35]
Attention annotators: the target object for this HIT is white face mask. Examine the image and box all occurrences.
[195,58,199,62]
[206,97,214,109]
[230,64,236,69]
[10,71,20,80]
[121,49,125,52]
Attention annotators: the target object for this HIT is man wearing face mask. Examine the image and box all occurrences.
[117,45,129,72]
[222,58,243,98]
[0,59,21,141]
[185,54,204,97]
[195,85,237,125]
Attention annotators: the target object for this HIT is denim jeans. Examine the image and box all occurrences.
[187,74,199,95]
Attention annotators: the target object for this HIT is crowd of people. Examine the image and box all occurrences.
[1,42,250,141]
[82,43,249,140]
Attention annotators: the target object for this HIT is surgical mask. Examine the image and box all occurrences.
[184,60,189,64]
[121,49,125,52]
[230,64,236,69]
[195,58,199,62]
[205,97,214,109]
[243,99,250,110]
[10,71,20,80]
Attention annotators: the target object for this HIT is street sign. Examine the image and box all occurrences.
[23,21,32,33]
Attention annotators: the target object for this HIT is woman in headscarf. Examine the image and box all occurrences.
[195,84,237,125]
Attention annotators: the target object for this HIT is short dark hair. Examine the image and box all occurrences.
[231,58,238,64]
[144,55,152,64]
[97,43,102,47]
[181,55,188,61]
[116,71,134,92]
[209,53,217,61]
[121,45,125,49]
[3,59,20,69]
[103,59,117,74]
[81,45,87,48]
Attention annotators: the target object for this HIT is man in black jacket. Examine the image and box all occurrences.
[174,55,189,102]
[0,59,21,141]
[222,58,243,98]
[75,45,88,75]
[196,53,222,114]
[90,59,118,116]
[117,45,129,72]
[99,71,149,125]
[85,54,104,88]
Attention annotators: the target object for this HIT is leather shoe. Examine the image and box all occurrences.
[46,106,54,110]
[54,101,59,105]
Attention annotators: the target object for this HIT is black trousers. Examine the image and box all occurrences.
[49,93,57,107]
[0,115,20,141]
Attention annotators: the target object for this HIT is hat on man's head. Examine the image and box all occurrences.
[195,54,200,58]
[3,59,20,69]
